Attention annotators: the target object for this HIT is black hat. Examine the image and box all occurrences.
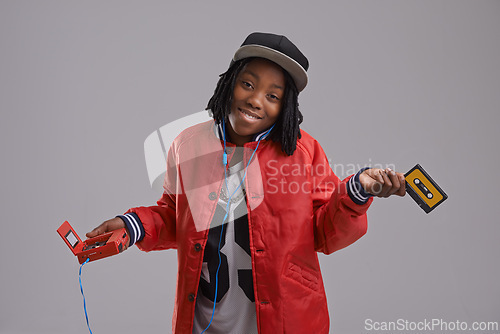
[233,32,309,92]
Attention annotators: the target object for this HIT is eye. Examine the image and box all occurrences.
[268,94,280,101]
[242,81,253,89]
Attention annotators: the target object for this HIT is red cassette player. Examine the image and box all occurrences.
[57,221,129,264]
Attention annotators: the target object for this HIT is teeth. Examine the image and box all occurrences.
[242,110,259,120]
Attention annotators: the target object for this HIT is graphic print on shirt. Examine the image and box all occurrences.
[200,205,229,302]
[234,212,254,302]
[199,198,255,303]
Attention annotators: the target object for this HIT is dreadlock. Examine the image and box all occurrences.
[206,57,303,156]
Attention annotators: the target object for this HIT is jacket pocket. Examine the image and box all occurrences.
[283,256,319,292]
[281,255,329,333]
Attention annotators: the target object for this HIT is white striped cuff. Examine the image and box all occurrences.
[116,213,145,247]
[347,168,373,205]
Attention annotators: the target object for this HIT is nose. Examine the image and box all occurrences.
[246,92,263,110]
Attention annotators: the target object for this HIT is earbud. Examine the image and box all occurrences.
[222,118,228,166]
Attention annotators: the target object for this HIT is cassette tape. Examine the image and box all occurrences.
[57,221,129,264]
[405,164,448,213]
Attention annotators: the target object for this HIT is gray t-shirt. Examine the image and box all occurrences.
[192,161,258,334]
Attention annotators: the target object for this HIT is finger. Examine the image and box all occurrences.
[395,173,406,197]
[368,168,384,196]
[121,242,129,251]
[372,168,385,184]
[379,169,393,197]
[386,168,401,196]
[86,223,107,238]
[85,228,101,238]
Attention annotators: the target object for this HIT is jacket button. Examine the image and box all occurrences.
[208,192,217,201]
[194,243,202,252]
[188,293,195,302]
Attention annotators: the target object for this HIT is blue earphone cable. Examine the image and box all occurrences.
[79,258,93,334]
[201,120,274,333]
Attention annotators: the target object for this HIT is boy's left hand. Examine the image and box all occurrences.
[359,168,406,198]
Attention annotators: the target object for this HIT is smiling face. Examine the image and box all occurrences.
[226,58,286,146]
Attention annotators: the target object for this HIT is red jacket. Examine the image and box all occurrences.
[126,120,372,333]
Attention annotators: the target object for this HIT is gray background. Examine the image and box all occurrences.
[1,1,499,333]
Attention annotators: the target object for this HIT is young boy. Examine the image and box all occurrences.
[87,32,405,333]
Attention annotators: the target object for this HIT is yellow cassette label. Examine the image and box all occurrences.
[406,169,443,207]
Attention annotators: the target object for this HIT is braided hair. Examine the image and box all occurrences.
[206,57,303,156]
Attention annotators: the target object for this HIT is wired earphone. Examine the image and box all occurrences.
[200,118,275,333]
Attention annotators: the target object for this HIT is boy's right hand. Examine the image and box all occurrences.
[86,217,126,239]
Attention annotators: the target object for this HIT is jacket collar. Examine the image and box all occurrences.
[213,121,273,143]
